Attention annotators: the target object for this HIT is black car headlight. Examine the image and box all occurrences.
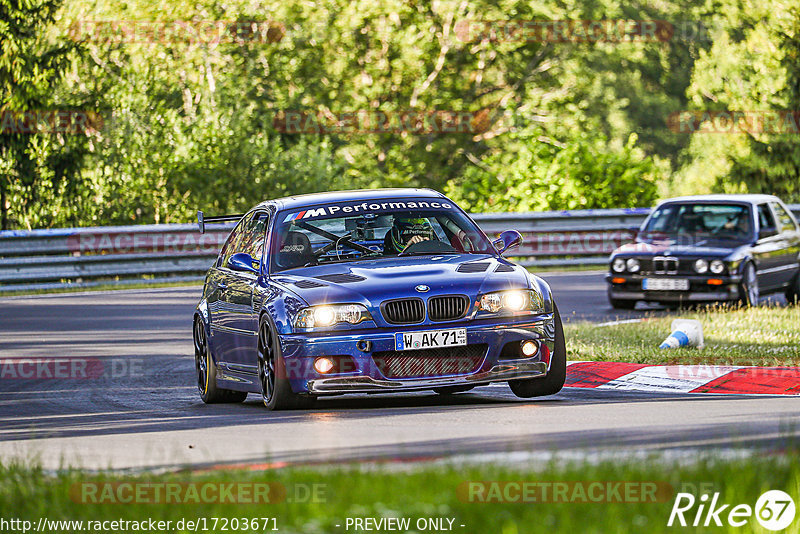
[295,304,371,328]
[477,289,545,314]
[710,260,725,274]
[626,258,641,273]
[612,258,626,273]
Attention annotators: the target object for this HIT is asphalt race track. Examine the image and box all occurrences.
[0,272,797,470]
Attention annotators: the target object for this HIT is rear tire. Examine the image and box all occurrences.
[258,316,316,411]
[508,305,566,398]
[785,267,800,305]
[193,317,247,404]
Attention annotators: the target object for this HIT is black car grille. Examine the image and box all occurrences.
[382,298,425,324]
[373,344,487,379]
[651,257,680,274]
[427,295,469,322]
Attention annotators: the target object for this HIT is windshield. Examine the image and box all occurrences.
[641,203,754,244]
[270,199,494,272]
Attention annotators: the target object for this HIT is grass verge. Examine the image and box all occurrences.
[1,453,799,533]
[565,304,800,366]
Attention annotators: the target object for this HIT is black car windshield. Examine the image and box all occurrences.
[270,199,495,272]
[640,203,754,244]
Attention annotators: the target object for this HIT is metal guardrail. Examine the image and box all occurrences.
[1,206,798,292]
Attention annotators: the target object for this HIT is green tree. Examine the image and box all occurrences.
[0,0,89,229]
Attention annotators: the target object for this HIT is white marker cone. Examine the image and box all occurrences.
[659,319,704,349]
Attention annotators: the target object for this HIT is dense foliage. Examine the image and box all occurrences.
[1,0,797,229]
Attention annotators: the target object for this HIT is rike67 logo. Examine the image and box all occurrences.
[668,490,796,530]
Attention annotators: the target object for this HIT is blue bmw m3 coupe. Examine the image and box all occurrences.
[193,188,565,410]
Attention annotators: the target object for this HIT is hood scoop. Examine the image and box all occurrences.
[456,262,490,273]
[295,280,327,289]
[315,273,367,284]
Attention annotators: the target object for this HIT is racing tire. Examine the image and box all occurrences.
[508,304,566,398]
[433,385,476,395]
[738,262,759,307]
[193,317,247,404]
[258,316,316,411]
[785,268,800,305]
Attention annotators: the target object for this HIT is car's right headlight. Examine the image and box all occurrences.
[477,289,545,315]
[626,258,641,273]
[295,304,372,328]
[612,258,626,273]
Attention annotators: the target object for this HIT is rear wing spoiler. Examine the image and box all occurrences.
[197,210,244,234]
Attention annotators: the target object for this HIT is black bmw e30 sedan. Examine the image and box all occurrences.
[606,194,800,309]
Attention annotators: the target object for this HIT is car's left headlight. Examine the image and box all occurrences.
[295,304,372,328]
[477,289,545,314]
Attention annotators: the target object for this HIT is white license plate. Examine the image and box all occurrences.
[643,278,690,291]
[395,328,467,351]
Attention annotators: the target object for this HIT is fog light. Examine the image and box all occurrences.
[707,278,724,286]
[314,357,335,374]
[521,340,539,357]
[612,277,626,284]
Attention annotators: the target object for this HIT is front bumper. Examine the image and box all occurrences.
[307,361,547,394]
[606,273,742,302]
[280,315,556,395]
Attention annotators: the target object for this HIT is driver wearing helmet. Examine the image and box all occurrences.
[384,217,435,254]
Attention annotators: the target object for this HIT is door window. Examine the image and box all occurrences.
[757,204,777,234]
[217,213,252,268]
[771,203,798,233]
[238,212,270,265]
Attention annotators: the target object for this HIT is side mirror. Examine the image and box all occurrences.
[227,252,259,274]
[493,230,523,256]
[758,228,778,241]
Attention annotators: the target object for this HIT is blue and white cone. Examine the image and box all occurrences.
[659,319,704,349]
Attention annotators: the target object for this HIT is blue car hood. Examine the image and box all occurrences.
[271,254,530,307]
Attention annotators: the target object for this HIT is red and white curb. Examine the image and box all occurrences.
[564,361,800,395]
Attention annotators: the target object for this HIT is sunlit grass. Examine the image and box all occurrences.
[565,304,800,366]
[1,452,799,534]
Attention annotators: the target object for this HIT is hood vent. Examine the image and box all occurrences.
[495,264,515,272]
[295,280,326,289]
[456,262,490,273]
[315,273,366,284]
